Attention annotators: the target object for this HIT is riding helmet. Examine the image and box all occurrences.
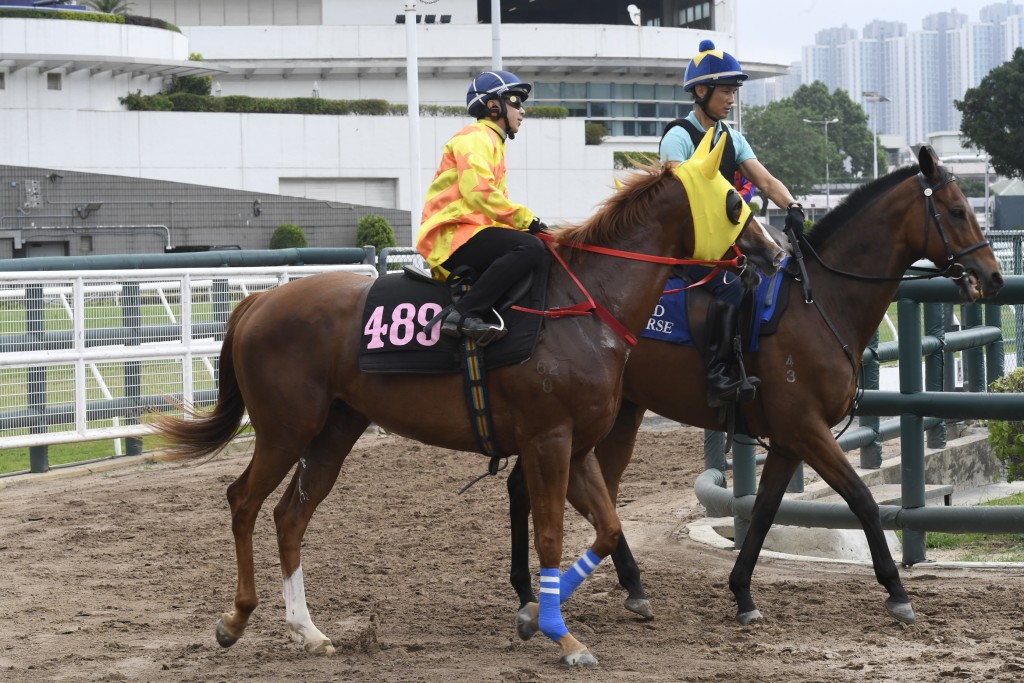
[466,70,532,119]
[683,40,748,91]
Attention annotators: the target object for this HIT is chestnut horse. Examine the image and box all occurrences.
[150,133,784,667]
[508,145,1004,634]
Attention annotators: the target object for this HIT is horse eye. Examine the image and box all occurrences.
[725,190,744,225]
[950,207,967,219]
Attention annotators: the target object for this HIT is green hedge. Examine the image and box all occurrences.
[0,9,180,32]
[270,223,308,250]
[121,92,396,115]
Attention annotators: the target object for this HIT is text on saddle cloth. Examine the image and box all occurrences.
[358,267,547,374]
[641,257,792,352]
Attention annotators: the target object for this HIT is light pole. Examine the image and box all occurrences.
[802,117,840,208]
[862,91,891,179]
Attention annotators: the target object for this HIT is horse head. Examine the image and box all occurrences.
[917,145,1004,300]
[675,128,784,283]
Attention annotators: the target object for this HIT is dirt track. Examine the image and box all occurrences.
[3,427,1024,682]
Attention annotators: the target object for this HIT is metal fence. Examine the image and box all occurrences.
[0,264,376,466]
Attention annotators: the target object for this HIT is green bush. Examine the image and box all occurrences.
[162,53,212,96]
[987,368,1024,482]
[270,223,308,250]
[585,122,608,145]
[525,106,569,119]
[356,215,397,253]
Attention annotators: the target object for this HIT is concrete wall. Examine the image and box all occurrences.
[0,109,619,226]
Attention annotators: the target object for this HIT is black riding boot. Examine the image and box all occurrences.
[704,299,760,407]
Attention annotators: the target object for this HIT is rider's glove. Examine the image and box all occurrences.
[527,218,549,235]
[784,203,805,237]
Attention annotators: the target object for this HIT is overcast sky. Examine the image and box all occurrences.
[736,0,1008,65]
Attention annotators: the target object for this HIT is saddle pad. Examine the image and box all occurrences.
[640,256,792,353]
[358,269,547,374]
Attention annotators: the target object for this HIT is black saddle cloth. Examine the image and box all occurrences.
[358,267,548,374]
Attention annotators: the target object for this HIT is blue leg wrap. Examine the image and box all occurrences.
[538,567,568,642]
[559,548,601,604]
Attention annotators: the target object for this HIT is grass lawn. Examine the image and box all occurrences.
[919,491,1024,562]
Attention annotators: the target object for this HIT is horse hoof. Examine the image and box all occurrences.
[515,603,539,641]
[304,640,336,656]
[560,649,599,668]
[886,600,916,625]
[735,609,762,625]
[215,618,238,648]
[624,597,654,620]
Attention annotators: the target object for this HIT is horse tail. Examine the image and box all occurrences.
[153,293,260,462]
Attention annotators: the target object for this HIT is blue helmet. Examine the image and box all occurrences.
[683,40,748,91]
[466,70,532,119]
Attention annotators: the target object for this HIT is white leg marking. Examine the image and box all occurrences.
[283,566,334,654]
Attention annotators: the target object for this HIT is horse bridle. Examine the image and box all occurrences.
[798,169,989,284]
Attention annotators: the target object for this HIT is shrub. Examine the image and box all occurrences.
[525,106,569,119]
[163,53,212,96]
[987,368,1024,482]
[270,223,308,249]
[356,215,397,253]
[585,122,608,145]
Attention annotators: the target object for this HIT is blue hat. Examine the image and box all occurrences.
[683,40,748,90]
[466,71,532,118]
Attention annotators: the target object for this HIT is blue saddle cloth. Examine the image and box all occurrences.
[640,257,791,353]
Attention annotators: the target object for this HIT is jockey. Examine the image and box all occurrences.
[660,39,804,407]
[416,70,548,345]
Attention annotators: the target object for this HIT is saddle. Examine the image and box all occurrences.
[641,257,794,353]
[358,263,548,374]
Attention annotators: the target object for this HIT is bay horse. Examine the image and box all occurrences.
[150,132,784,667]
[508,145,1004,634]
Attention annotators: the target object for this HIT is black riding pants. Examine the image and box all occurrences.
[441,227,547,316]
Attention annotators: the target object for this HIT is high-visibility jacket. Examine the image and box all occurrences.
[416,119,536,278]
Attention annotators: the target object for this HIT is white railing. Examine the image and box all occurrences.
[0,264,377,450]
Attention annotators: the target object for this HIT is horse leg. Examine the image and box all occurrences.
[804,442,915,624]
[518,444,602,667]
[506,458,538,608]
[217,438,306,647]
[515,451,622,659]
[728,452,799,625]
[273,408,371,654]
[593,399,652,618]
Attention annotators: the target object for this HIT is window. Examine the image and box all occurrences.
[47,73,62,90]
[0,72,5,89]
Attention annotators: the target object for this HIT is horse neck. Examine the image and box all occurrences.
[563,205,688,340]
[807,180,924,353]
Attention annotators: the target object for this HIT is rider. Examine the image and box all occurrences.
[661,39,805,407]
[416,70,548,345]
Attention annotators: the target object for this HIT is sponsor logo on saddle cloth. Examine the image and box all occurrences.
[671,126,751,262]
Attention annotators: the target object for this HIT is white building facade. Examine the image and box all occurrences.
[0,0,789,229]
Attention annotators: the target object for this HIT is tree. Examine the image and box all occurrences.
[742,81,881,198]
[270,223,308,249]
[356,215,396,252]
[84,0,133,14]
[957,48,1024,178]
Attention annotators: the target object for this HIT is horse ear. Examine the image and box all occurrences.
[693,127,714,161]
[918,145,940,181]
[700,129,728,180]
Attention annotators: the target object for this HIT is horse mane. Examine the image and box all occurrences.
[555,164,677,248]
[805,165,920,250]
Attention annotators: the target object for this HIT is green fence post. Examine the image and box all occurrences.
[860,329,882,468]
[731,436,756,549]
[985,302,1005,386]
[924,303,946,449]
[898,298,927,564]
[962,303,985,392]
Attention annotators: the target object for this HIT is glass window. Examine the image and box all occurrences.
[562,101,588,117]
[657,103,677,118]
[0,72,5,90]
[635,84,655,100]
[638,121,660,136]
[655,84,675,100]
[47,73,62,91]
[534,82,559,100]
[637,102,657,117]
[562,83,587,100]
[588,82,611,99]
[611,102,634,117]
[589,102,609,117]
[621,121,637,136]
[612,83,633,100]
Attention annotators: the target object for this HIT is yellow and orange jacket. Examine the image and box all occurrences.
[416,119,536,278]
